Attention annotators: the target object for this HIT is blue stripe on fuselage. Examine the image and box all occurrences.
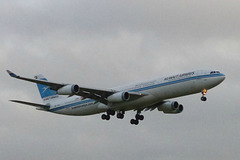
[49,99,94,112]
[49,73,224,112]
[130,73,224,92]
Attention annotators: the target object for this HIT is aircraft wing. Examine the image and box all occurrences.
[76,87,145,104]
[7,70,65,90]
[7,70,146,105]
[10,100,50,110]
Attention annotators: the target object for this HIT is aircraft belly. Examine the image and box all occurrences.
[110,94,159,111]
[53,103,103,116]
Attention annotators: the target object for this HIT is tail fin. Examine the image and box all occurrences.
[35,74,60,104]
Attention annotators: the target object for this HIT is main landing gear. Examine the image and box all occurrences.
[101,110,125,121]
[116,111,125,119]
[101,109,115,120]
[101,109,144,125]
[201,89,207,101]
[130,111,144,125]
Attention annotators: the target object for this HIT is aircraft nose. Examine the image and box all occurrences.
[219,73,226,83]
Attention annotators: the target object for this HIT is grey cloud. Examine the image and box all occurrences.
[0,0,240,160]
[2,0,240,39]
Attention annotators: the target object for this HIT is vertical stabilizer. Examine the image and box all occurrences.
[35,75,60,104]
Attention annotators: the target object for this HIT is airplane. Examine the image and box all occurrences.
[7,69,225,125]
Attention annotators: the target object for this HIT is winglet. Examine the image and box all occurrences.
[6,70,18,78]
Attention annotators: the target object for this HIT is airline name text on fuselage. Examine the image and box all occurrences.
[164,72,195,81]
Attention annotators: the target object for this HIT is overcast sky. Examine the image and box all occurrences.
[0,1,240,160]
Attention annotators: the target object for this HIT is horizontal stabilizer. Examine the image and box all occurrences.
[10,100,50,110]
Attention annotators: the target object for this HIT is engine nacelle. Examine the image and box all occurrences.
[107,92,130,103]
[57,84,80,95]
[157,101,183,114]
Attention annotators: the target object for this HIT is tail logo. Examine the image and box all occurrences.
[42,86,50,94]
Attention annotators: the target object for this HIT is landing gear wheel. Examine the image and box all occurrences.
[130,119,139,125]
[101,114,110,120]
[105,115,110,120]
[130,119,135,125]
[101,114,107,120]
[201,96,207,101]
[135,120,139,125]
[117,113,124,119]
[135,114,144,121]
[139,115,144,121]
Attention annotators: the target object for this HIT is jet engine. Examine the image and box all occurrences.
[57,84,80,95]
[157,101,183,114]
[107,92,130,102]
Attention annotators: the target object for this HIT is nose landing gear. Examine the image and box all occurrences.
[201,89,207,101]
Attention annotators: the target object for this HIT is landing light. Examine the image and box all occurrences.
[202,89,207,95]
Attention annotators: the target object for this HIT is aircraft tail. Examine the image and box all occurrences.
[34,74,60,104]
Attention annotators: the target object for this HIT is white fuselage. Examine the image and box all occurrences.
[49,70,225,116]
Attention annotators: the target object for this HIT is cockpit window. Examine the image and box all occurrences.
[210,71,220,74]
